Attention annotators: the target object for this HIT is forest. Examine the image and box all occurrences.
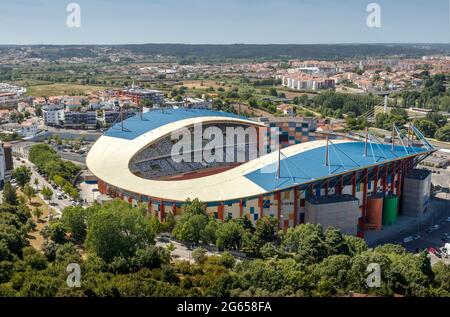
[0,194,449,297]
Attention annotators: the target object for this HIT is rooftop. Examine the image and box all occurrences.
[105,108,255,140]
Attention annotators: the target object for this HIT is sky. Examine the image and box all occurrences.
[0,0,449,45]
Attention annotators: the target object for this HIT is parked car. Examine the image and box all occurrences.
[428,247,438,255]
[428,225,440,233]
[403,236,413,244]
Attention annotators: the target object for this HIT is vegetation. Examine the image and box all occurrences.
[11,167,31,189]
[311,92,381,119]
[28,144,81,182]
[0,197,448,297]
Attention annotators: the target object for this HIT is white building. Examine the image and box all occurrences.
[43,105,65,126]
[184,97,212,109]
[19,120,39,138]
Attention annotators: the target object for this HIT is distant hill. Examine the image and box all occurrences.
[116,43,450,60]
[2,43,450,61]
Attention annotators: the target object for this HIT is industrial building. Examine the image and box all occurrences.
[86,108,435,238]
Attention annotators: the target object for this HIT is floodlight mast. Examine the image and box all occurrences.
[364,127,368,157]
[277,147,281,179]
[120,105,124,131]
[392,123,395,151]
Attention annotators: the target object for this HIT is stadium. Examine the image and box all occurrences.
[87,108,435,237]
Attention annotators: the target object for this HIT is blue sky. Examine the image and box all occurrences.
[0,0,449,45]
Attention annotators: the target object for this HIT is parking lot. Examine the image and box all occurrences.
[399,213,450,265]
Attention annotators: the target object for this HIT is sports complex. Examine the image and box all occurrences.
[87,108,435,237]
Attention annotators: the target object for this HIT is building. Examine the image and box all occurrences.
[0,120,39,138]
[97,109,135,127]
[63,111,97,129]
[42,104,65,126]
[0,142,14,186]
[87,109,433,237]
[184,97,212,109]
[117,87,165,106]
[276,104,296,116]
[276,74,335,91]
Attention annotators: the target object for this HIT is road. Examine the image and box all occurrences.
[155,238,221,263]
[12,157,74,215]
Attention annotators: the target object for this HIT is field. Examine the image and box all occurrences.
[26,83,112,97]
[174,79,227,90]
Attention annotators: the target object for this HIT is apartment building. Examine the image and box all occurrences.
[42,104,65,126]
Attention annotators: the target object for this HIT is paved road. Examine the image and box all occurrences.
[155,239,221,263]
[12,157,74,215]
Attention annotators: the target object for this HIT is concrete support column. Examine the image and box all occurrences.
[258,195,264,220]
[361,168,369,234]
[172,204,177,216]
[218,203,224,222]
[390,162,396,194]
[373,166,379,195]
[147,198,152,215]
[352,172,357,197]
[275,192,282,230]
[294,187,299,226]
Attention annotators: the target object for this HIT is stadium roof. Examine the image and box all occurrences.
[106,108,253,140]
[88,108,428,202]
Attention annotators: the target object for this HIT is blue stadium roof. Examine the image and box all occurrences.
[245,142,428,192]
[105,108,252,140]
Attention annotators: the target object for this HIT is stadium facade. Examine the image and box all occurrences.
[87,108,434,237]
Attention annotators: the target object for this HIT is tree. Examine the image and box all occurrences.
[32,207,43,222]
[216,220,245,252]
[172,199,209,245]
[414,119,438,138]
[192,247,207,264]
[435,124,450,142]
[324,227,349,256]
[63,183,79,201]
[2,182,18,205]
[254,216,278,246]
[61,206,87,243]
[53,175,65,188]
[201,219,218,245]
[23,184,35,203]
[47,222,67,244]
[41,186,53,202]
[85,201,155,262]
[12,166,31,188]
[282,224,328,264]
[166,243,176,254]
